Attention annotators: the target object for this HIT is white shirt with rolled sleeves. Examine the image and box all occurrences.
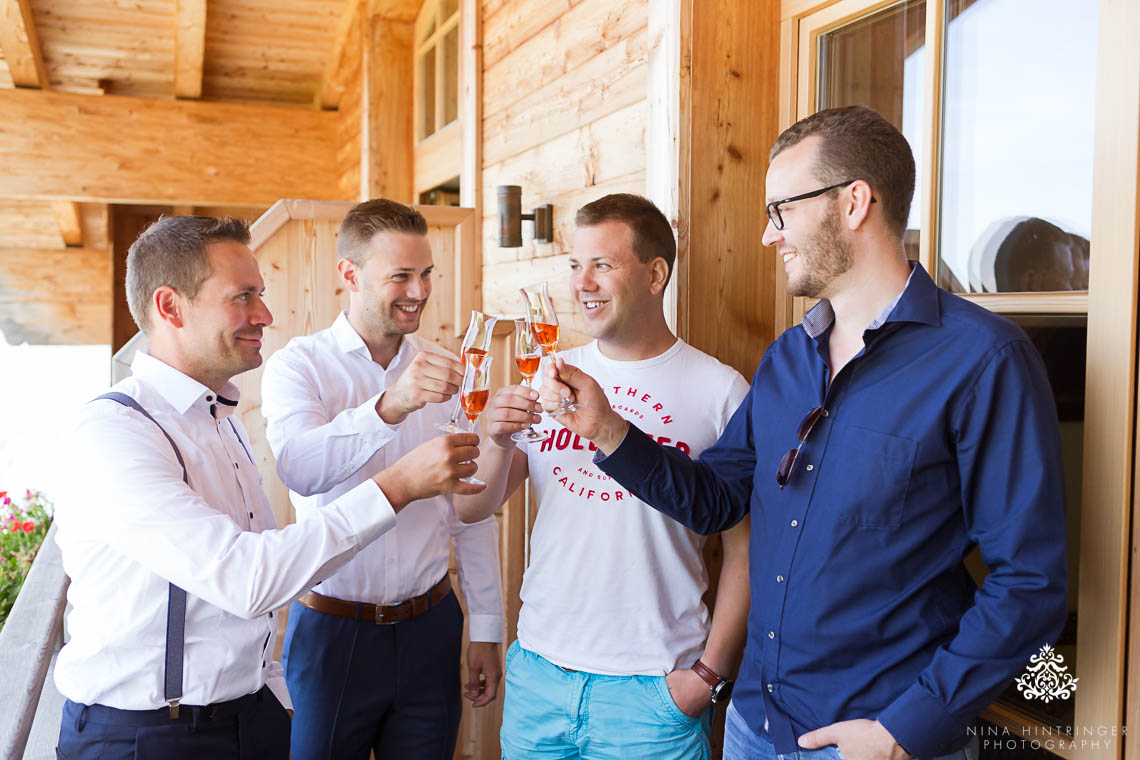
[260,312,503,643]
[54,351,397,711]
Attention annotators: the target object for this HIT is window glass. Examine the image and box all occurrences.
[420,49,436,139]
[819,0,926,260]
[938,0,1097,293]
[442,25,459,127]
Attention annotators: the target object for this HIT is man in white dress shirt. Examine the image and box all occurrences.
[53,216,483,760]
[261,199,504,760]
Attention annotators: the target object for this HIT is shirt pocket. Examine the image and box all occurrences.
[829,425,917,528]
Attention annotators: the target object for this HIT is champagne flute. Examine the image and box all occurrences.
[438,310,499,433]
[510,318,546,443]
[519,282,582,416]
[457,355,494,485]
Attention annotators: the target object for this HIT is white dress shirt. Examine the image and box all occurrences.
[54,351,397,711]
[261,312,503,642]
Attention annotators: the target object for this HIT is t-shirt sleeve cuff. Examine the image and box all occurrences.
[467,614,505,643]
[877,682,965,759]
[334,478,397,546]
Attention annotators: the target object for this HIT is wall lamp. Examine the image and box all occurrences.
[498,185,553,247]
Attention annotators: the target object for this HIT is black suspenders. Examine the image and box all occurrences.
[94,392,187,718]
[94,391,259,717]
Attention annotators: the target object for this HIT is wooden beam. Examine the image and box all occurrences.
[0,200,65,249]
[0,0,49,89]
[49,201,83,246]
[1084,0,1140,756]
[316,0,363,109]
[361,15,413,202]
[685,0,781,379]
[0,89,340,206]
[174,0,207,99]
[368,0,421,21]
[647,0,690,337]
[459,0,483,326]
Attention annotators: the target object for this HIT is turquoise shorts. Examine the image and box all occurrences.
[500,640,713,760]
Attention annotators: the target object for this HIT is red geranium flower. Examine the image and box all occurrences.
[0,491,7,500]
[22,521,35,532]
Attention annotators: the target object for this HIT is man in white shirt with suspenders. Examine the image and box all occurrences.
[54,215,484,760]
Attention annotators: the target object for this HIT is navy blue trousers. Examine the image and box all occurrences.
[283,589,464,760]
[55,685,290,760]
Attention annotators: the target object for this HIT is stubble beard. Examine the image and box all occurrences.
[788,202,854,299]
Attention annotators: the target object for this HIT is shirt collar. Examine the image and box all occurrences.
[331,311,415,369]
[129,351,241,416]
[801,261,940,339]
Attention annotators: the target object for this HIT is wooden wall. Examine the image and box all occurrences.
[684,0,781,378]
[0,248,111,346]
[0,202,112,346]
[479,0,649,347]
[337,19,366,201]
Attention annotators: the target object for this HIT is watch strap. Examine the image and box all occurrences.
[691,659,725,691]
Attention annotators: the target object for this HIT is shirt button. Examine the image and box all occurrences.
[790,519,799,527]
[805,464,814,471]
[767,683,774,692]
[822,409,828,417]
[776,575,785,583]
[768,631,775,639]
[234,463,239,469]
[249,512,254,519]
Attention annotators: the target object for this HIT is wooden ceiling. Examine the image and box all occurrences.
[0,0,419,344]
[4,0,348,104]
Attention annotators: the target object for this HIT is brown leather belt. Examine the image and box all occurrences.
[297,575,451,625]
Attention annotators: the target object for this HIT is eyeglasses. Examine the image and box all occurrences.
[765,180,875,231]
[776,406,825,488]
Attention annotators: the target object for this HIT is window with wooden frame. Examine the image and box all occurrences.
[414,0,462,204]
[780,0,1140,757]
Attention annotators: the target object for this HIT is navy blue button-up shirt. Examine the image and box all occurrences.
[597,264,1067,758]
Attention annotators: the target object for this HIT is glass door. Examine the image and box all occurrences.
[781,0,1139,756]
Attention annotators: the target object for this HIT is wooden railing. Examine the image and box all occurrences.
[0,523,68,760]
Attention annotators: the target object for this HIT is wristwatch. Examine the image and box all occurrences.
[691,659,734,704]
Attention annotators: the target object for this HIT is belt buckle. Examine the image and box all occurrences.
[374,605,391,625]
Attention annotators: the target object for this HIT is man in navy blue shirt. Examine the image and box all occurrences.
[538,105,1068,760]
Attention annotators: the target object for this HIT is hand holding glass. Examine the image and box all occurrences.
[510,318,545,443]
[439,310,498,433]
[519,282,582,416]
[456,356,493,485]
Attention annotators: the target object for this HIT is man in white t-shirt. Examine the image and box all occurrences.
[455,194,751,759]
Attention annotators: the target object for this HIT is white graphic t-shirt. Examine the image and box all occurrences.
[517,338,750,675]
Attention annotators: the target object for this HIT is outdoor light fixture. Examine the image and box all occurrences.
[498,185,553,247]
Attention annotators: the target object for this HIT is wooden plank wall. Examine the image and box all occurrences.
[0,248,111,345]
[0,202,112,346]
[480,0,649,346]
[685,0,781,378]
